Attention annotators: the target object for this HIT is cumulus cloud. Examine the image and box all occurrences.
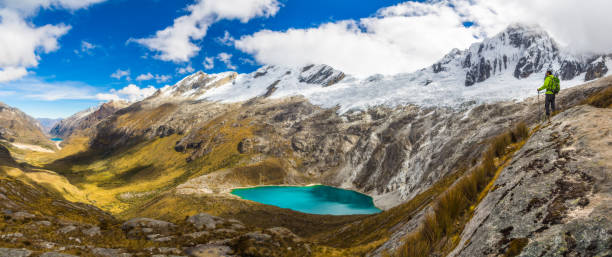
[0,67,28,82]
[236,0,612,77]
[96,84,157,102]
[0,0,106,82]
[110,69,130,80]
[0,9,70,81]
[235,2,477,77]
[74,40,98,55]
[136,73,171,83]
[131,0,281,62]
[203,57,215,70]
[217,52,236,70]
[177,65,195,74]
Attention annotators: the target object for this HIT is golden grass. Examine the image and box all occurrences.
[582,84,612,108]
[504,238,529,257]
[1,166,88,203]
[397,122,532,257]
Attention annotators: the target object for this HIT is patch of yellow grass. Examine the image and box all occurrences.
[1,166,88,203]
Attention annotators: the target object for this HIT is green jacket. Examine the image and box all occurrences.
[538,75,555,95]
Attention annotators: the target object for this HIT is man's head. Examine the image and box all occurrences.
[546,70,553,76]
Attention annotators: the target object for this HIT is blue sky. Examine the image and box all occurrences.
[0,0,412,118]
[0,0,610,118]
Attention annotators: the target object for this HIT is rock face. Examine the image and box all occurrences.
[449,105,612,257]
[585,56,610,81]
[50,100,129,138]
[298,64,345,86]
[0,102,53,149]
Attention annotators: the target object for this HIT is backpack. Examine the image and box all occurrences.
[550,76,561,94]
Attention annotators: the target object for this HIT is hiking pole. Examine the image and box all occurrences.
[537,90,541,122]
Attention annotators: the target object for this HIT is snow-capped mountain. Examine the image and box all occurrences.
[149,24,610,114]
[430,23,609,86]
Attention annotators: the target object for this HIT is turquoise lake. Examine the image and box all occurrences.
[231,185,381,215]
[50,138,63,142]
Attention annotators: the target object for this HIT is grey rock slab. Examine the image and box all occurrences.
[92,248,132,257]
[0,248,31,257]
[40,252,79,257]
[82,226,101,237]
[186,213,224,230]
[449,105,612,257]
[183,244,234,257]
[122,218,176,231]
[58,225,77,234]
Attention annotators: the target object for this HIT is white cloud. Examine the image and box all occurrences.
[236,0,612,77]
[203,57,215,70]
[0,67,28,82]
[136,72,171,83]
[0,76,101,100]
[131,0,281,62]
[235,2,477,77]
[0,0,107,14]
[217,52,236,70]
[110,69,130,80]
[177,65,195,74]
[450,0,612,54]
[0,0,106,82]
[216,30,235,46]
[97,84,157,102]
[155,74,171,83]
[0,9,70,81]
[75,40,98,55]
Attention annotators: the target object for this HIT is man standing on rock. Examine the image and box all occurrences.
[538,70,560,119]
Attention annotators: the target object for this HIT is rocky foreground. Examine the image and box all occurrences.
[450,105,612,257]
[0,173,309,257]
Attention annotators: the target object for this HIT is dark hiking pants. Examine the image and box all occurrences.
[545,94,556,116]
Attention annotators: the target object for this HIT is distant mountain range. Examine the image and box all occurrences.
[132,24,609,114]
[36,118,63,133]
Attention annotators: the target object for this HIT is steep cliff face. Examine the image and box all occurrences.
[0,102,54,150]
[50,100,130,138]
[449,105,612,257]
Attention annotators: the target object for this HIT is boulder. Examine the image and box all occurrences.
[58,225,77,234]
[186,213,224,230]
[183,244,234,257]
[122,218,176,237]
[0,248,31,257]
[82,226,101,237]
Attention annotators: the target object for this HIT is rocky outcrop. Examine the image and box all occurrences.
[585,56,609,81]
[449,105,612,257]
[299,64,345,86]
